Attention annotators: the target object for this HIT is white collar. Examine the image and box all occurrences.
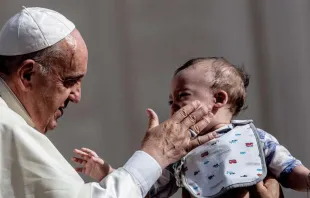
[0,77,35,128]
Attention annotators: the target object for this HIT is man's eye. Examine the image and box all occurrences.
[64,80,77,87]
[168,100,173,106]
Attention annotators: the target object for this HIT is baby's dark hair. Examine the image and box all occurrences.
[174,57,250,116]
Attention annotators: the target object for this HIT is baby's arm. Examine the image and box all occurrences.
[258,129,309,191]
[72,147,114,181]
[283,165,310,191]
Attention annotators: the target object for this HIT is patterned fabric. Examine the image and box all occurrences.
[179,123,267,197]
[149,120,302,198]
[256,128,302,187]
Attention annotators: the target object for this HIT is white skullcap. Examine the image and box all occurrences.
[0,6,75,56]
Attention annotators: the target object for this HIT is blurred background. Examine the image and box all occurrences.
[1,0,309,197]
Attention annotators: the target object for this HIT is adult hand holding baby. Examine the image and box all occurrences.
[73,100,216,182]
[142,100,216,169]
[252,175,284,198]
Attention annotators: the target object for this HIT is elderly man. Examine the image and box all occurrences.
[0,7,216,198]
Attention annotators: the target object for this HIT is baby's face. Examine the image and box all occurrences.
[169,66,215,117]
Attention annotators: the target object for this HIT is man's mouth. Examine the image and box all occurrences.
[58,107,64,117]
[57,100,69,119]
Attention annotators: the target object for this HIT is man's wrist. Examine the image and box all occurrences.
[141,147,167,169]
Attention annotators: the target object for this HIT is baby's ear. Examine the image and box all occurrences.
[213,90,228,108]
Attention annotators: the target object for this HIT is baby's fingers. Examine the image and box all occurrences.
[75,167,85,173]
[92,156,105,165]
[81,147,99,157]
[74,149,90,159]
[72,157,87,165]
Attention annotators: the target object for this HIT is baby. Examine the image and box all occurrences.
[72,57,309,198]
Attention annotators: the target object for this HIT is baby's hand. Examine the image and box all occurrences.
[72,147,114,181]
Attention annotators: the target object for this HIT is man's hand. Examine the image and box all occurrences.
[141,100,216,169]
[251,175,284,198]
[72,147,114,182]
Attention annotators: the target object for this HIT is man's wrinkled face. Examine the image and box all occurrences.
[27,30,88,133]
[169,65,215,117]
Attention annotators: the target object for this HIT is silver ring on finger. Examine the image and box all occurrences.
[189,129,197,138]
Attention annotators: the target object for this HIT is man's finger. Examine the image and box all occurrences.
[263,175,278,188]
[171,100,200,122]
[81,147,98,157]
[255,181,270,197]
[181,105,209,129]
[263,176,282,198]
[146,108,159,129]
[187,111,214,134]
[187,132,217,151]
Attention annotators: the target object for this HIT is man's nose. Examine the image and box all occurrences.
[69,85,81,103]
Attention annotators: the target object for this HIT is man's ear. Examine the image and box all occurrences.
[16,59,36,91]
[213,90,228,108]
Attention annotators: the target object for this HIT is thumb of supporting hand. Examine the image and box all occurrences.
[146,108,159,129]
[255,181,268,196]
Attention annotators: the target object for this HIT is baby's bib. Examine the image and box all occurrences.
[174,121,267,198]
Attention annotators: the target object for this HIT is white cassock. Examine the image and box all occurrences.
[0,78,162,198]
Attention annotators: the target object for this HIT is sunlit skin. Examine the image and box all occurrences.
[169,62,232,135]
[2,29,88,133]
[68,60,283,198]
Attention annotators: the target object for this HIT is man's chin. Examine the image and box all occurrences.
[45,120,58,133]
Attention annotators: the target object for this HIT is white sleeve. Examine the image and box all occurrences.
[123,151,162,196]
[80,151,162,198]
[0,110,162,198]
[79,168,143,198]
